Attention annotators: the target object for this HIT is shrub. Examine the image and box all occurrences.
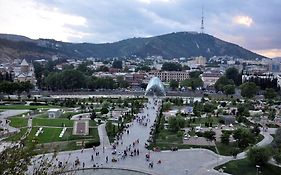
[247,147,270,166]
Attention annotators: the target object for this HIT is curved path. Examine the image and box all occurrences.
[0,110,30,152]
[194,130,274,175]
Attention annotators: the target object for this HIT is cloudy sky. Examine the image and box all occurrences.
[0,0,280,58]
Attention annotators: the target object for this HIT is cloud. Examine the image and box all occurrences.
[0,0,281,57]
[233,15,253,27]
[139,8,189,30]
[0,0,89,41]
[254,49,281,58]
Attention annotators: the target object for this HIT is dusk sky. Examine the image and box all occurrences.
[0,0,280,58]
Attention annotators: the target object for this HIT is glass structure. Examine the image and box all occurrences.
[145,77,166,96]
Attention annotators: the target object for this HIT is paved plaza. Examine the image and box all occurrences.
[1,98,273,175]
[39,98,229,175]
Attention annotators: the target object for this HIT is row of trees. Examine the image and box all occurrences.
[180,71,203,90]
[0,81,34,94]
[45,69,129,91]
[215,67,280,98]
[169,71,203,90]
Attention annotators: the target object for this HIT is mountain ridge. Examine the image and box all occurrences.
[0,32,266,62]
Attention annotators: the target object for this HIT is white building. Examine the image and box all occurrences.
[48,109,62,118]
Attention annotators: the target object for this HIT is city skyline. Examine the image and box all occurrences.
[0,0,280,58]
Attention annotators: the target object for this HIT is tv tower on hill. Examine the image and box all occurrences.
[200,6,204,34]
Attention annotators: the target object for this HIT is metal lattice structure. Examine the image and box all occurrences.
[145,77,166,96]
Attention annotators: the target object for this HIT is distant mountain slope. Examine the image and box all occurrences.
[0,32,265,62]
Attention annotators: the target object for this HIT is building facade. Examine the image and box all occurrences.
[148,71,189,82]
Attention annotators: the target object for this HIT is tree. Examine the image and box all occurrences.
[264,88,277,99]
[181,77,203,90]
[161,62,182,71]
[189,71,201,78]
[203,131,216,141]
[233,128,255,148]
[162,101,172,111]
[100,107,109,115]
[247,147,270,166]
[168,117,185,132]
[240,82,258,98]
[215,76,234,91]
[0,143,74,175]
[97,65,109,72]
[225,67,241,85]
[136,64,151,72]
[77,62,93,76]
[237,104,250,117]
[61,70,86,90]
[169,80,179,90]
[272,128,281,148]
[112,60,122,69]
[90,110,97,120]
[223,84,235,95]
[221,132,230,145]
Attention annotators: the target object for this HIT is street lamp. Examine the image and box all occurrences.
[256,165,260,175]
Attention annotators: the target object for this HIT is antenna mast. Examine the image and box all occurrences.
[200,6,204,34]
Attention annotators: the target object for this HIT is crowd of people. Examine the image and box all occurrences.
[57,98,162,171]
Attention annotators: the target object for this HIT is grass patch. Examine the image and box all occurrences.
[151,142,217,153]
[216,134,264,156]
[5,128,28,142]
[216,142,241,156]
[215,158,281,175]
[151,129,216,153]
[0,105,59,110]
[188,116,219,126]
[9,117,28,128]
[32,118,97,127]
[26,127,99,144]
[32,118,74,127]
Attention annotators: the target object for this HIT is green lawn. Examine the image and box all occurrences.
[150,142,217,153]
[27,127,99,144]
[216,134,264,156]
[32,118,97,127]
[189,116,219,126]
[216,142,241,156]
[9,117,28,128]
[215,158,281,175]
[32,118,74,127]
[5,128,28,142]
[151,130,217,153]
[0,105,59,110]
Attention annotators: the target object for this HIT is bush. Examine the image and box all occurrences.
[29,102,48,106]
[221,132,230,145]
[84,141,100,148]
[247,147,270,166]
[177,131,184,137]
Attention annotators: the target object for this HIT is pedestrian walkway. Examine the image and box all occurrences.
[98,123,110,148]
[30,98,276,175]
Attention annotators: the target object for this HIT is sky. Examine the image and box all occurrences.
[0,0,280,58]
